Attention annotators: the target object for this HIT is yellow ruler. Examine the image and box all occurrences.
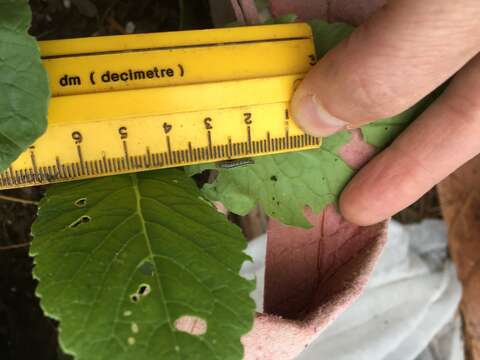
[1,23,320,189]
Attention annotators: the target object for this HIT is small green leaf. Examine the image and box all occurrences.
[31,170,255,360]
[188,132,353,228]
[0,0,50,170]
[308,19,353,57]
[361,90,443,149]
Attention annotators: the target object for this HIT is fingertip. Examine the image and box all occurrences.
[339,183,385,226]
[291,86,349,137]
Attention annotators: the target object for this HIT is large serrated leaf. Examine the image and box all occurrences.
[187,132,353,228]
[0,0,50,170]
[31,170,255,360]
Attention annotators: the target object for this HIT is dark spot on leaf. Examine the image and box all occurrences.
[130,294,140,303]
[139,261,154,276]
[272,197,275,201]
[276,201,280,206]
[270,175,278,182]
[74,198,87,208]
[69,215,91,228]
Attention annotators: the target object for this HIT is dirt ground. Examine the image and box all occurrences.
[0,1,440,359]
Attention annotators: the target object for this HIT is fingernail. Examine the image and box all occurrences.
[291,94,348,136]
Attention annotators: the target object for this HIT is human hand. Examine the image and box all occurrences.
[291,0,480,225]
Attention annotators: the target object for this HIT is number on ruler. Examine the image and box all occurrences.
[118,126,128,139]
[204,117,213,130]
[72,131,83,144]
[243,112,252,124]
[163,122,172,134]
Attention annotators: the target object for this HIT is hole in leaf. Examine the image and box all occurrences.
[69,215,91,228]
[74,198,87,208]
[130,284,151,303]
[175,316,207,336]
[270,175,278,182]
[138,284,151,296]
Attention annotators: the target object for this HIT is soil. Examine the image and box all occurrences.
[0,1,441,359]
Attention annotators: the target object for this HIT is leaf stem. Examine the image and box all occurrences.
[0,194,39,206]
[0,242,30,251]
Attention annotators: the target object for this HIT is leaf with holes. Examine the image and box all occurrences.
[0,0,50,170]
[31,169,255,360]
[185,19,444,228]
[187,131,353,228]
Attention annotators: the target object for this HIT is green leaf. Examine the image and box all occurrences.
[31,170,255,360]
[308,19,353,57]
[361,89,444,149]
[188,19,441,228]
[0,0,50,171]
[185,21,357,228]
[188,132,353,228]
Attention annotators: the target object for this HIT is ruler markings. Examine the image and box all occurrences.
[228,138,233,159]
[123,141,130,169]
[3,102,321,188]
[146,147,152,167]
[207,131,213,160]
[56,157,64,179]
[1,132,320,188]
[166,136,173,165]
[76,145,84,176]
[30,151,39,183]
[247,126,252,154]
[47,166,54,180]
